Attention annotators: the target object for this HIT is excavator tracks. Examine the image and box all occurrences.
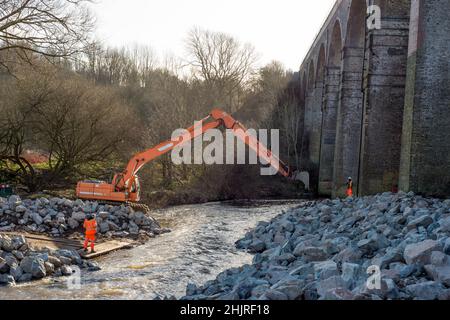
[128,202,151,214]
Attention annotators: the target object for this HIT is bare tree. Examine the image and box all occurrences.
[0,63,138,191]
[0,0,94,70]
[186,27,258,112]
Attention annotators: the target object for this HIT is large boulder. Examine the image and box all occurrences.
[404,240,442,265]
[407,215,434,230]
[440,217,450,232]
[9,265,23,281]
[293,245,328,262]
[0,257,9,273]
[15,205,27,213]
[71,211,86,222]
[19,256,46,279]
[67,218,79,230]
[248,239,266,253]
[0,274,16,286]
[31,212,43,225]
[405,281,445,300]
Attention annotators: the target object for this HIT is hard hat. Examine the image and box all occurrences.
[348,177,352,180]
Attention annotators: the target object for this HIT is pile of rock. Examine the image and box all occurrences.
[183,192,450,300]
[0,234,100,287]
[0,195,168,240]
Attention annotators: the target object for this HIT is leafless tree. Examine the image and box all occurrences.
[186,27,258,112]
[0,0,94,70]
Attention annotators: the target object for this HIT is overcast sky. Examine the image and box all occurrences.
[89,0,336,71]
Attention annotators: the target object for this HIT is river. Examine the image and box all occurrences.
[0,200,302,300]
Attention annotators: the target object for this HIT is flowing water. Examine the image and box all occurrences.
[0,200,302,300]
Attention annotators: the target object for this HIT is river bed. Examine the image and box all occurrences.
[0,200,302,300]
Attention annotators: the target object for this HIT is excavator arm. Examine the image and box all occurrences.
[77,108,291,203]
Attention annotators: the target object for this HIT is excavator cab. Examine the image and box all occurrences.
[128,176,141,202]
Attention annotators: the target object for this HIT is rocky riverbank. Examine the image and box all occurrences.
[1,234,100,287]
[0,195,169,242]
[183,192,450,300]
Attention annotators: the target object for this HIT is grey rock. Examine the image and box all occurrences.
[407,215,434,230]
[248,240,266,253]
[439,217,450,232]
[341,263,362,284]
[334,247,363,263]
[60,265,73,276]
[44,262,55,274]
[404,240,442,265]
[67,218,79,230]
[0,257,9,273]
[272,280,304,300]
[58,256,72,265]
[31,212,43,225]
[99,222,110,234]
[87,261,101,272]
[430,251,449,266]
[48,256,62,268]
[317,276,349,298]
[12,250,24,260]
[405,281,444,300]
[293,245,328,262]
[264,289,288,300]
[71,211,86,222]
[251,284,270,298]
[18,273,32,283]
[426,265,450,286]
[9,265,23,280]
[0,274,16,286]
[314,261,339,281]
[15,205,27,213]
[186,283,198,296]
[19,256,46,279]
[444,238,450,255]
[321,288,354,300]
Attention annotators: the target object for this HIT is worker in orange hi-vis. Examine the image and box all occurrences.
[346,177,354,197]
[83,214,97,253]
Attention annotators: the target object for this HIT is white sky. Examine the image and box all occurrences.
[89,0,336,71]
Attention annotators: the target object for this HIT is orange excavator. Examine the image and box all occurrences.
[76,109,291,204]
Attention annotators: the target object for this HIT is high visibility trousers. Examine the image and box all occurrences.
[84,234,95,250]
[346,188,353,197]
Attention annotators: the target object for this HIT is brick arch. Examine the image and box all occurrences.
[316,44,326,82]
[307,60,315,90]
[345,0,367,47]
[328,19,343,67]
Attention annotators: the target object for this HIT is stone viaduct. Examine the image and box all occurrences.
[297,0,449,198]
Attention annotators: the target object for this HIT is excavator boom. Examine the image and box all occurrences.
[76,109,291,203]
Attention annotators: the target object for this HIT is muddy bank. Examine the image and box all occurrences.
[183,193,450,300]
